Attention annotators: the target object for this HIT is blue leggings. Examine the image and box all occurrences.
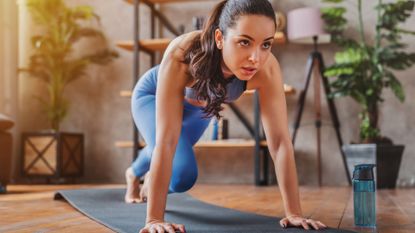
[131,66,212,193]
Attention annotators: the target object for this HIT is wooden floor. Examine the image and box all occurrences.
[0,184,414,233]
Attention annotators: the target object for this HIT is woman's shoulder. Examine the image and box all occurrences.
[158,31,201,85]
[247,54,280,90]
[164,30,201,61]
[262,55,280,77]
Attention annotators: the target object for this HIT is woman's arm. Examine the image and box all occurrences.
[252,55,327,230]
[254,55,302,217]
[145,41,190,225]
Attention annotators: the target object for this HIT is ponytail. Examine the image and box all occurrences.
[183,0,228,119]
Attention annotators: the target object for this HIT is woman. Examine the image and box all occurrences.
[125,0,328,232]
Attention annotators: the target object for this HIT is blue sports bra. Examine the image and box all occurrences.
[184,76,247,103]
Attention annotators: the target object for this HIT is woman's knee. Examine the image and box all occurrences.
[169,168,198,193]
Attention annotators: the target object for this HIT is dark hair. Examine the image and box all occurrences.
[183,0,276,119]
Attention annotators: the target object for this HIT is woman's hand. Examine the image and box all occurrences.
[139,220,186,233]
[279,215,327,230]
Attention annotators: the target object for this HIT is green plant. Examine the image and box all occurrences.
[21,0,118,131]
[321,0,415,143]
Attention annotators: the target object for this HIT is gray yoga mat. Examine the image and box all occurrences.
[54,188,357,233]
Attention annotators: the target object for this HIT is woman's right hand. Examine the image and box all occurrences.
[139,220,186,233]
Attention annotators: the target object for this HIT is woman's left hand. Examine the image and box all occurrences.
[279,215,327,230]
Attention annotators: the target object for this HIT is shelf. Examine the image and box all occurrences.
[125,0,203,4]
[115,141,146,148]
[283,84,296,95]
[116,38,171,53]
[120,90,132,97]
[120,85,296,98]
[115,139,267,149]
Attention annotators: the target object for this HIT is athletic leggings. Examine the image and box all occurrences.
[130,65,212,193]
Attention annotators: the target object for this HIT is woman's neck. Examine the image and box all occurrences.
[221,61,234,79]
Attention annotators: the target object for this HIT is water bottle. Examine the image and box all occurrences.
[212,118,219,140]
[0,183,6,194]
[353,164,376,227]
[212,118,229,140]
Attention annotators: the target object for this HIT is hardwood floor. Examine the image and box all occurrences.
[0,184,414,232]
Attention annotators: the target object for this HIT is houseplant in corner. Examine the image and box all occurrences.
[20,0,118,182]
[321,0,415,188]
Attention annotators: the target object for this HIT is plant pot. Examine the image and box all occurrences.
[343,144,404,189]
[21,131,84,180]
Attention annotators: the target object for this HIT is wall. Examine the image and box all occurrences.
[1,0,18,182]
[16,0,415,186]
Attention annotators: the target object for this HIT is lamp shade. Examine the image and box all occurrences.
[287,7,331,44]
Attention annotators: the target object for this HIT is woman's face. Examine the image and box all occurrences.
[215,14,276,80]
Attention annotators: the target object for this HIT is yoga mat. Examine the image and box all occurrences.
[54,188,357,233]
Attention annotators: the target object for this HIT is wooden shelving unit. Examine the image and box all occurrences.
[117,0,294,186]
[116,38,171,53]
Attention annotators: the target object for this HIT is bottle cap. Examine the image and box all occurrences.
[353,164,376,180]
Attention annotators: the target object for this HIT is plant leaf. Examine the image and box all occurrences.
[384,71,405,102]
[69,27,105,43]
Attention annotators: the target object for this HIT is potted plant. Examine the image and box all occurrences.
[20,0,118,181]
[321,0,415,188]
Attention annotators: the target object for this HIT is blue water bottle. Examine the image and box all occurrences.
[353,164,376,227]
[211,118,219,140]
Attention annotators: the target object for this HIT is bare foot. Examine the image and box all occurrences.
[124,167,142,203]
